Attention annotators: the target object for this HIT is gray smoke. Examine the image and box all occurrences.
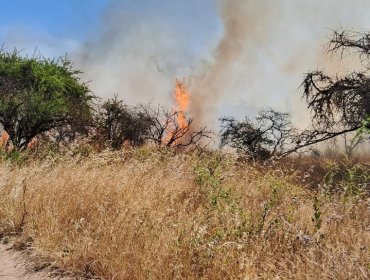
[188,0,370,129]
[76,0,217,108]
[3,0,370,130]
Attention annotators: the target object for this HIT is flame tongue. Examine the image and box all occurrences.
[174,79,190,129]
[163,79,191,146]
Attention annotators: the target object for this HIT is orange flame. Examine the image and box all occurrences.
[0,131,37,150]
[27,137,38,150]
[163,79,191,146]
[174,79,190,129]
[0,132,9,150]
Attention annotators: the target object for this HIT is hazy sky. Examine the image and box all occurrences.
[0,0,220,58]
[1,0,370,128]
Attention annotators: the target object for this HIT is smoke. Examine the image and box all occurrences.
[190,0,282,128]
[2,0,370,131]
[188,0,370,129]
[76,0,218,108]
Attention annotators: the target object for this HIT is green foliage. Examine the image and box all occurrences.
[0,49,94,150]
[0,149,26,165]
[257,187,279,233]
[134,146,157,161]
[358,116,370,134]
[71,143,94,157]
[322,159,369,196]
[193,155,254,247]
[194,155,223,189]
[312,196,322,231]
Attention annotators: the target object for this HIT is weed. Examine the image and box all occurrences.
[0,150,368,279]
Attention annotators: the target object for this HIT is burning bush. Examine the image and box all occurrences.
[94,80,213,150]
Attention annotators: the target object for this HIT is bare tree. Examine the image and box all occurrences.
[329,29,370,59]
[298,29,370,144]
[220,109,296,160]
[275,28,370,156]
[343,132,366,157]
[220,29,370,160]
[139,105,213,150]
[95,97,153,149]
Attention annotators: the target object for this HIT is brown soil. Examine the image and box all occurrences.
[0,244,71,280]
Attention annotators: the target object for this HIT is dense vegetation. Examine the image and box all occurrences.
[1,29,369,157]
[0,50,94,150]
[0,149,369,279]
[0,29,369,280]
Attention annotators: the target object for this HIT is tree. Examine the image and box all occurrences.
[95,101,212,150]
[271,28,370,157]
[0,49,94,150]
[95,97,153,149]
[139,105,213,150]
[220,109,296,160]
[295,29,370,150]
[220,28,370,161]
[342,132,366,157]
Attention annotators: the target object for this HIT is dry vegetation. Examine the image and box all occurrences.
[0,148,369,279]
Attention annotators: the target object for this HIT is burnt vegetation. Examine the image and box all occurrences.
[139,105,213,149]
[93,100,212,150]
[305,29,370,130]
[291,29,370,153]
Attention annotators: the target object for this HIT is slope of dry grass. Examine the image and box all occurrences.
[0,148,369,279]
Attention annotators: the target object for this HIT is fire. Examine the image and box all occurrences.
[174,79,190,129]
[164,79,191,146]
[0,132,9,150]
[0,131,37,150]
[27,137,38,150]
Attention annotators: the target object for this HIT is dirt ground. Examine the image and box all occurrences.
[0,244,71,280]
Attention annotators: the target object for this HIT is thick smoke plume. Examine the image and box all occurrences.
[190,0,370,129]
[76,0,212,109]
[190,0,281,128]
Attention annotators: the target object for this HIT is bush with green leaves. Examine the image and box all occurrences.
[0,49,94,150]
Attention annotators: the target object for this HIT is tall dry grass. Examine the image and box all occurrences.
[0,148,369,279]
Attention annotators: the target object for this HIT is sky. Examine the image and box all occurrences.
[0,0,220,58]
[0,0,107,40]
[1,0,370,129]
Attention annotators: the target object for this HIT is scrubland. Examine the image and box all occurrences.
[0,147,369,279]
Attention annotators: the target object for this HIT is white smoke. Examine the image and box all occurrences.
[2,0,370,130]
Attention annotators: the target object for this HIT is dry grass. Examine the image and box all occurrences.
[0,148,369,279]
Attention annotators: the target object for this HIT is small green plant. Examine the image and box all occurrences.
[134,146,156,161]
[0,149,27,165]
[256,187,279,234]
[71,143,94,157]
[312,196,322,231]
[323,159,369,196]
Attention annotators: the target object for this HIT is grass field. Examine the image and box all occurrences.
[0,148,369,279]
